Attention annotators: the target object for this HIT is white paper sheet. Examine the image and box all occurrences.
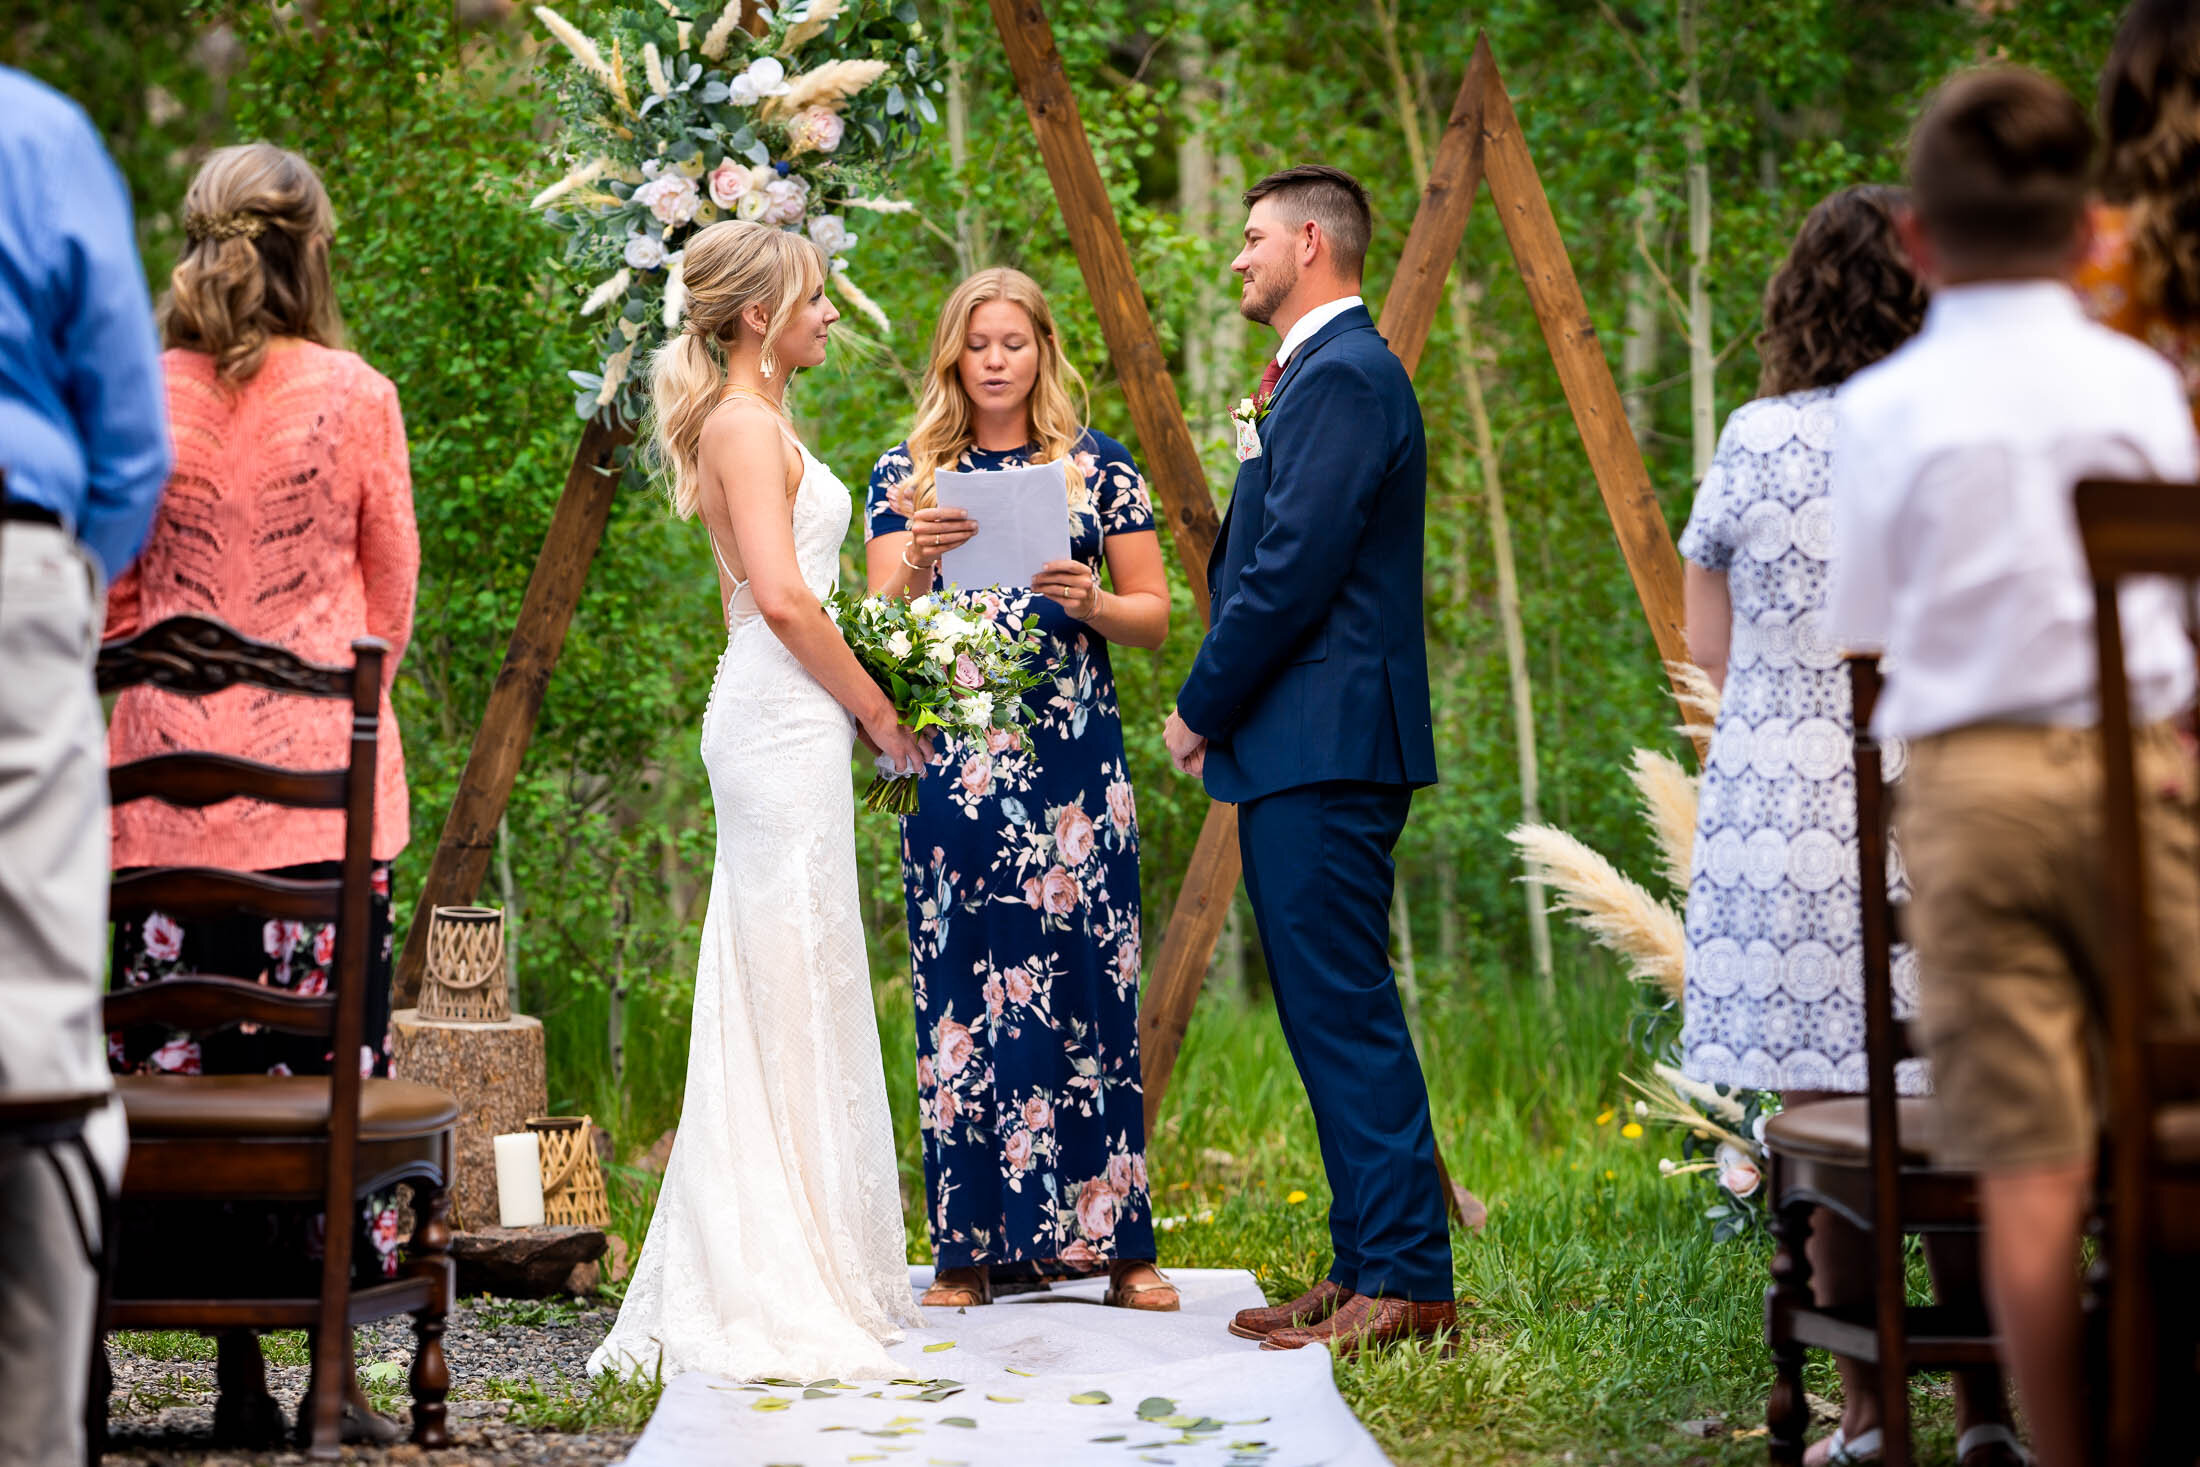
[934,459,1072,592]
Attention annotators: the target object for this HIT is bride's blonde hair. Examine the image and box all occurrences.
[649,220,829,520]
[904,268,1088,510]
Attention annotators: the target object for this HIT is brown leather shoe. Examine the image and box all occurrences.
[1227,1278,1353,1341]
[1261,1293,1459,1356]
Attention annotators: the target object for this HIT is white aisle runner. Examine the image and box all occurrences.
[618,1267,1391,1467]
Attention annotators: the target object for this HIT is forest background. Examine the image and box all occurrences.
[15,0,2117,1203]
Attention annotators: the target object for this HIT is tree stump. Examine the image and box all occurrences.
[389,1008,548,1232]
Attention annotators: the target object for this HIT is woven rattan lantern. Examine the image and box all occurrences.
[526,1115,611,1227]
[418,905,510,1023]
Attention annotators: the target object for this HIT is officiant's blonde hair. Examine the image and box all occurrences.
[905,268,1088,510]
[650,220,828,520]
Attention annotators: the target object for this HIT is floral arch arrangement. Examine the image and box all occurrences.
[529,0,946,425]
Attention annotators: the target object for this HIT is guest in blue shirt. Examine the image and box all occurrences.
[0,64,168,1467]
[0,65,170,576]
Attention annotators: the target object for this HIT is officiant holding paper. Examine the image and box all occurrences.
[864,267,1173,1313]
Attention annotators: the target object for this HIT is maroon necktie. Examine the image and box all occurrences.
[1255,358,1283,408]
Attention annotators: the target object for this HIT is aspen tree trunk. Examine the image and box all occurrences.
[943,0,983,275]
[1373,0,1554,992]
[609,882,629,1087]
[1623,163,1662,437]
[1392,879,1423,1038]
[1177,33,1221,440]
[1681,0,1715,478]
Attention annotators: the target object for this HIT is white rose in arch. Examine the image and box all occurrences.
[726,56,790,107]
[624,232,668,271]
[635,173,700,226]
[707,158,757,209]
[807,213,855,256]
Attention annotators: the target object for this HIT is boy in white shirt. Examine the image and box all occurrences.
[1829,67,2200,1467]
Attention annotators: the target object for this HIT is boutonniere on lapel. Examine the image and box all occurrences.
[1230,391,1272,463]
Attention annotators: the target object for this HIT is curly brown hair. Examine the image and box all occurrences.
[2101,0,2200,327]
[1755,184,1927,397]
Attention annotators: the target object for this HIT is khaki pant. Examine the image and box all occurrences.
[0,520,120,1466]
[1898,722,2200,1173]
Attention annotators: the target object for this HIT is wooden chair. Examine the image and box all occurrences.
[96,615,459,1459]
[2073,478,2200,1467]
[1761,655,1999,1467]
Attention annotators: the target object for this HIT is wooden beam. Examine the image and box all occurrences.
[1476,48,1693,679]
[395,416,632,1008]
[986,0,1223,610]
[1137,802,1238,1135]
[1375,38,1493,376]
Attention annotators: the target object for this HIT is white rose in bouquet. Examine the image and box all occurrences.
[886,630,913,658]
[958,693,994,729]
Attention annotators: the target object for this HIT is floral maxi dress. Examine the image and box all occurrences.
[867,430,1159,1271]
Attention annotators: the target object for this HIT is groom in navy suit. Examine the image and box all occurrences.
[1164,165,1455,1354]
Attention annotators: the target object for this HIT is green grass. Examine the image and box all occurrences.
[586,947,1973,1464]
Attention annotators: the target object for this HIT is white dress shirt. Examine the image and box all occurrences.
[1274,293,1364,368]
[1828,280,2200,740]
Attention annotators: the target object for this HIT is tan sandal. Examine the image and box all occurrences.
[921,1265,992,1308]
[1103,1261,1180,1312]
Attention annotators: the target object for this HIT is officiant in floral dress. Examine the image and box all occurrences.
[866,268,1175,1311]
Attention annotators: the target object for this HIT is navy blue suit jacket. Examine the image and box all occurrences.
[1175,304,1438,805]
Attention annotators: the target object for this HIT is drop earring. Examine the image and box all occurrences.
[760,348,776,379]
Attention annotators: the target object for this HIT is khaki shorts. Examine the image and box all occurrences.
[1897,722,2200,1173]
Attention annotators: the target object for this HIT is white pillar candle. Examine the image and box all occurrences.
[493,1131,545,1228]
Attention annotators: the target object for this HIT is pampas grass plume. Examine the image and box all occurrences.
[762,58,889,119]
[530,156,608,209]
[643,41,671,98]
[841,195,914,214]
[781,0,843,50]
[1629,748,1699,894]
[533,6,617,90]
[596,343,636,406]
[1666,659,1721,746]
[1508,824,1685,1001]
[829,268,890,331]
[699,0,747,60]
[580,268,631,316]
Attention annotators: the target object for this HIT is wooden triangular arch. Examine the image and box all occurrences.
[398,16,1694,1214]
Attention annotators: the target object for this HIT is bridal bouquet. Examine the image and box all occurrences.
[828,591,1045,813]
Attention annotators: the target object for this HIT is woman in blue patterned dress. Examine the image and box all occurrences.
[865,268,1175,1311]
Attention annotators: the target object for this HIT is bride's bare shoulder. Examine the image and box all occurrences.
[699,397,802,496]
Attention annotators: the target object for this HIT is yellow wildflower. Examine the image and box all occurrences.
[1595,1108,1615,1126]
[1285,1189,1309,1205]
[1621,1122,1644,1139]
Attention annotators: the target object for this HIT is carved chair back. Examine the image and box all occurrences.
[2072,478,2200,1465]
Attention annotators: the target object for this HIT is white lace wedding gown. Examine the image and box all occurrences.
[588,420,918,1384]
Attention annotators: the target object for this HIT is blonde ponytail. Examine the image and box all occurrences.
[162,142,341,384]
[645,220,828,520]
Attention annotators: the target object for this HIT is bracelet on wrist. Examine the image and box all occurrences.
[900,545,935,576]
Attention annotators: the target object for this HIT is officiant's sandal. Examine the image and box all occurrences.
[921,1265,991,1308]
[1103,1260,1179,1312]
[1227,1278,1352,1341]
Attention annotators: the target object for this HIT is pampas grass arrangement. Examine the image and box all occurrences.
[1508,826,1686,1001]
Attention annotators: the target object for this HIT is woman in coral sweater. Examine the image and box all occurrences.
[103,141,418,1446]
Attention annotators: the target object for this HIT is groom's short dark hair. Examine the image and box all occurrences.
[1244,165,1372,277]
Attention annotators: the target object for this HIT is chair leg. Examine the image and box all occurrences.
[409,1181,453,1449]
[1766,1193,1816,1467]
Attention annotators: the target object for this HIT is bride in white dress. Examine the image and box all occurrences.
[589,221,928,1384]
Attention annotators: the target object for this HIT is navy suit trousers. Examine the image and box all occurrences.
[1236,779,1452,1301]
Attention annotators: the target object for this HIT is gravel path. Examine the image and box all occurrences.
[103,1298,641,1466]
